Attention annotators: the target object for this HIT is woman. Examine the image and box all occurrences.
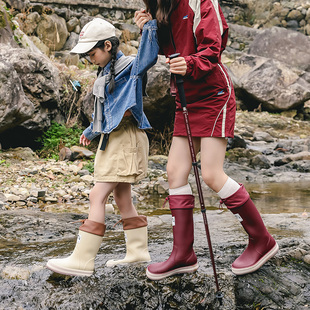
[135,0,278,280]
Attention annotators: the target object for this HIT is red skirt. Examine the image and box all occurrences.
[173,86,236,138]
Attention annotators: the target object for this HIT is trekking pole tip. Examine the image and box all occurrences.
[216,291,224,306]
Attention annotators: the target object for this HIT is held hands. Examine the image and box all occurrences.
[80,134,91,146]
[134,9,152,30]
[166,57,187,76]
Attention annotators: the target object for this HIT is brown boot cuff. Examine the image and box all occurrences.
[122,215,147,230]
[79,219,106,236]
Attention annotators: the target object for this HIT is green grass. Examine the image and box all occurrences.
[36,122,84,160]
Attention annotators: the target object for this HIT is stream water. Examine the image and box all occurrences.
[135,181,310,216]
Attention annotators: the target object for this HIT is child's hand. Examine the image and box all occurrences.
[134,9,152,30]
[80,134,91,146]
[166,57,187,76]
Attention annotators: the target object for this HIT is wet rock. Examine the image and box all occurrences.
[0,210,309,309]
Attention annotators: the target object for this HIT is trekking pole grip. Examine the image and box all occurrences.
[168,53,187,109]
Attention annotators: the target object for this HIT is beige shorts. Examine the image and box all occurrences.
[94,117,149,183]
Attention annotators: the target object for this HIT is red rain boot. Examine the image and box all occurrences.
[146,195,198,280]
[221,184,279,275]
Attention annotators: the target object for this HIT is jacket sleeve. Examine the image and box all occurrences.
[83,116,101,141]
[184,0,228,80]
[131,19,159,77]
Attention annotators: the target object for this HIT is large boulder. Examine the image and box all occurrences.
[228,54,310,111]
[0,55,34,134]
[0,45,61,132]
[248,27,310,72]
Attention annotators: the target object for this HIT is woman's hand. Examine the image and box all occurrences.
[134,9,152,30]
[80,134,91,146]
[166,57,187,76]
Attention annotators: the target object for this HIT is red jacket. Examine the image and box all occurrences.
[161,0,232,106]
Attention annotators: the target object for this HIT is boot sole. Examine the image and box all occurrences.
[232,242,279,275]
[146,263,199,280]
[46,261,93,277]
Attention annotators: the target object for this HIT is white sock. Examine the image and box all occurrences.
[169,184,192,195]
[217,177,240,199]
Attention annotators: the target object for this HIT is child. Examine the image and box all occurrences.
[135,0,278,281]
[46,17,158,276]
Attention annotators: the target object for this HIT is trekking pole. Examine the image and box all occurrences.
[169,53,223,306]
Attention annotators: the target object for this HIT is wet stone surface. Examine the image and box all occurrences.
[0,209,309,309]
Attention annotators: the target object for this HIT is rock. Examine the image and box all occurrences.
[227,135,247,149]
[0,46,61,133]
[143,56,175,132]
[54,50,79,66]
[5,0,28,11]
[59,146,72,161]
[229,54,310,111]
[0,210,309,309]
[29,36,50,55]
[62,32,79,51]
[253,131,275,142]
[0,56,34,134]
[78,169,90,176]
[105,203,114,214]
[16,11,41,36]
[274,151,310,166]
[119,42,137,56]
[0,147,38,161]
[1,265,31,280]
[250,154,271,169]
[4,194,21,202]
[247,27,310,72]
[287,9,304,22]
[70,146,94,160]
[66,17,79,32]
[36,14,69,51]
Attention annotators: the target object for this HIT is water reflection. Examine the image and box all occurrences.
[135,181,310,216]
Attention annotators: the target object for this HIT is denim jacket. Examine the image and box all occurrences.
[83,20,159,140]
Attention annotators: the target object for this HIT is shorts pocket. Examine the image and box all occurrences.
[117,147,142,177]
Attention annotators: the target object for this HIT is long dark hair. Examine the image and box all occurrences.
[94,36,120,93]
[142,0,176,46]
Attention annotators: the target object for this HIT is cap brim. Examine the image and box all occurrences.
[70,41,98,54]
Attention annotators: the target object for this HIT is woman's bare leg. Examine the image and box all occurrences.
[200,137,228,192]
[166,136,200,189]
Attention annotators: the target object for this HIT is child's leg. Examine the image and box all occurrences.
[88,182,118,223]
[106,182,150,266]
[113,183,138,219]
[200,137,278,275]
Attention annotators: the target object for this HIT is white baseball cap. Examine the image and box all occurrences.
[70,18,116,54]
